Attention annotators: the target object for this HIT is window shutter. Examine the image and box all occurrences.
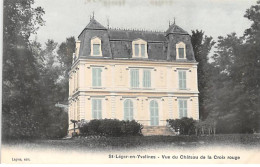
[183,71,186,89]
[183,100,187,117]
[131,69,139,88]
[98,99,102,119]
[143,70,146,87]
[136,70,139,87]
[130,70,134,87]
[143,70,151,88]
[124,100,127,120]
[130,100,133,120]
[92,100,96,119]
[150,102,154,126]
[179,100,183,118]
[92,68,97,86]
[178,71,182,89]
[135,44,139,57]
[141,44,145,57]
[97,68,102,86]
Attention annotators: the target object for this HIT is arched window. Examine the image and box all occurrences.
[124,99,133,120]
[91,37,102,56]
[176,42,186,59]
[150,100,159,126]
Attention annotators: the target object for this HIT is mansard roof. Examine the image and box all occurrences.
[108,29,166,42]
[77,18,196,62]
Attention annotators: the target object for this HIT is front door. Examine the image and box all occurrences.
[150,100,159,126]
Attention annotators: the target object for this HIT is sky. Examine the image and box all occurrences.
[33,0,257,46]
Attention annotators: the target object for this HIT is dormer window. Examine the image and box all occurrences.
[132,39,148,58]
[91,37,102,56]
[176,42,186,59]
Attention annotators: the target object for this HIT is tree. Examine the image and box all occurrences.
[206,0,260,133]
[36,39,68,138]
[57,37,75,103]
[3,0,45,139]
[191,30,215,120]
[242,0,260,132]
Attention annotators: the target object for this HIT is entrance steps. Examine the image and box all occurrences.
[142,126,176,136]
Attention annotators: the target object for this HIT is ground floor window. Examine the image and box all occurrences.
[92,99,102,119]
[150,100,159,126]
[178,99,187,118]
[124,99,133,120]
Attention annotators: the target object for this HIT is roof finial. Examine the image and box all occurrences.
[90,15,91,21]
[174,17,176,24]
[92,11,95,19]
[169,20,171,27]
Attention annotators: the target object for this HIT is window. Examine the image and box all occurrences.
[93,44,100,56]
[91,37,102,56]
[92,68,102,87]
[178,48,184,58]
[143,69,151,88]
[92,99,102,119]
[178,70,186,89]
[132,39,148,58]
[178,99,187,118]
[130,68,152,88]
[176,42,186,59]
[150,100,159,126]
[130,69,139,88]
[124,99,133,120]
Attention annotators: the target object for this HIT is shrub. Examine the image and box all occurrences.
[195,118,216,135]
[87,119,102,135]
[79,119,143,137]
[167,117,196,135]
[121,120,143,136]
[98,119,122,136]
[78,122,89,136]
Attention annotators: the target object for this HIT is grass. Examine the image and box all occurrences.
[3,134,260,152]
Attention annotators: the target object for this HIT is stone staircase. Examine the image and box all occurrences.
[141,126,176,136]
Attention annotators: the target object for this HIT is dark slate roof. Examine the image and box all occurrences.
[108,29,166,42]
[77,19,196,62]
[85,19,107,30]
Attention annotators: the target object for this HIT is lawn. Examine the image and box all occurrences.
[2,134,260,163]
[3,134,260,152]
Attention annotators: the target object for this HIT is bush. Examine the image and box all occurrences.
[195,118,216,135]
[167,117,196,135]
[87,119,102,135]
[78,121,89,136]
[121,120,143,136]
[98,119,122,136]
[79,119,143,137]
